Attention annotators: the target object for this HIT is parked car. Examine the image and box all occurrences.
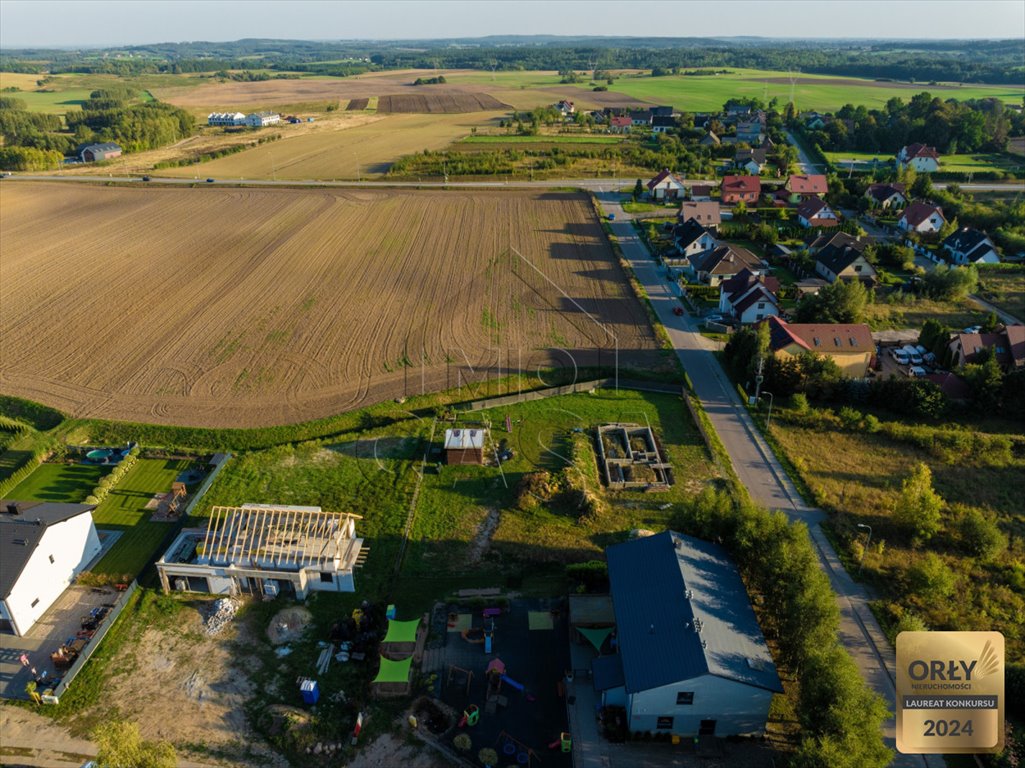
[206,177,215,183]
[908,365,927,377]
[962,325,982,334]
[923,352,937,364]
[141,175,151,182]
[891,349,910,365]
[672,306,684,316]
[902,345,923,365]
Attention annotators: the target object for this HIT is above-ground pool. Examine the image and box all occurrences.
[86,449,114,461]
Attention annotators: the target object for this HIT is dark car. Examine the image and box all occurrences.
[141,175,151,182]
[206,178,215,183]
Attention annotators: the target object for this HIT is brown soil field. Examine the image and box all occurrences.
[346,97,370,110]
[158,111,504,179]
[378,92,508,113]
[540,86,654,109]
[0,183,661,428]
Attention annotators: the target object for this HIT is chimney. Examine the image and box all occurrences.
[6,503,20,515]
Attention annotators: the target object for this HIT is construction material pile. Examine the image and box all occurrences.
[204,598,239,635]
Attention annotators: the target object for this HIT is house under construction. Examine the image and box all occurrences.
[595,423,674,490]
[156,504,365,599]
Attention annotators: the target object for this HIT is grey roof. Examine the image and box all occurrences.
[812,232,876,276]
[942,227,992,256]
[0,502,96,599]
[606,531,783,694]
[651,115,676,128]
[673,219,713,249]
[444,428,485,450]
[79,142,121,155]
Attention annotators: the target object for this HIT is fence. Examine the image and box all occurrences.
[461,377,681,411]
[48,580,139,704]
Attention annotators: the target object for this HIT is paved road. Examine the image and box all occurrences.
[596,190,939,768]
[3,172,1021,193]
[784,129,822,174]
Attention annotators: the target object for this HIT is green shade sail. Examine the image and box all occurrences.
[372,655,413,684]
[383,617,420,644]
[578,626,613,652]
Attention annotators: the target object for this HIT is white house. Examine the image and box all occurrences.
[718,269,780,324]
[207,112,246,126]
[556,100,576,116]
[647,168,687,201]
[898,201,946,234]
[0,502,101,636]
[733,148,766,175]
[245,111,281,128]
[156,504,364,599]
[897,143,941,172]
[667,219,719,267]
[942,227,1000,265]
[864,182,907,210]
[593,531,783,737]
[796,197,839,229]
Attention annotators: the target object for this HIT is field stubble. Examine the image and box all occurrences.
[0,183,661,427]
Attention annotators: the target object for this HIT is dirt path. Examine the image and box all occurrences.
[343,732,448,768]
[467,507,500,563]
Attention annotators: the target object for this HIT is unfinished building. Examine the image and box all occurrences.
[595,423,674,490]
[156,504,365,599]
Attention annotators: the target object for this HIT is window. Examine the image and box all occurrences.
[854,265,863,272]
[657,716,674,730]
[676,691,694,705]
[49,554,55,564]
[757,303,765,309]
[320,571,334,584]
[31,598,39,608]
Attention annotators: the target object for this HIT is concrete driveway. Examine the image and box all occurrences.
[595,190,936,768]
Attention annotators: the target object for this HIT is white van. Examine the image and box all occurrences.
[908,366,927,377]
[891,348,910,365]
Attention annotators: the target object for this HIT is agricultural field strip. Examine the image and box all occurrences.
[0,183,659,427]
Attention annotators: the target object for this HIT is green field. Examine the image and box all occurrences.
[824,150,1023,174]
[91,458,195,577]
[604,68,1025,112]
[7,462,105,501]
[978,265,1025,321]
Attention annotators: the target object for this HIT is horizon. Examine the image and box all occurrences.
[2,0,1023,49]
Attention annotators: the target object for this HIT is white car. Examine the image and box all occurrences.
[908,366,927,377]
[962,325,982,334]
[891,349,910,365]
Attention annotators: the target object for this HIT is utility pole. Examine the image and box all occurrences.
[753,356,765,402]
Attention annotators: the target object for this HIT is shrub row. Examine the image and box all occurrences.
[83,447,141,505]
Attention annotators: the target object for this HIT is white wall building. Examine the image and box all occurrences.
[0,502,101,636]
[207,112,247,126]
[245,112,281,127]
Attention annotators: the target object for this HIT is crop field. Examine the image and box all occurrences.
[0,183,661,428]
[158,111,504,178]
[601,68,1025,112]
[377,93,507,112]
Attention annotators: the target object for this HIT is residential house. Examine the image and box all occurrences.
[157,504,364,598]
[898,201,946,234]
[897,143,941,172]
[78,142,122,163]
[734,119,765,145]
[924,372,971,402]
[629,109,652,127]
[810,232,878,284]
[718,269,781,324]
[0,502,102,636]
[766,316,875,377]
[948,327,1025,370]
[942,227,1000,265]
[734,148,767,175]
[207,111,247,126]
[796,197,840,229]
[689,184,714,201]
[699,131,721,147]
[803,112,827,130]
[864,182,907,210]
[650,105,675,117]
[689,244,764,286]
[678,201,721,229]
[245,111,281,127]
[724,102,754,119]
[785,174,829,200]
[594,531,783,737]
[668,219,719,267]
[720,175,761,205]
[608,116,632,133]
[651,115,676,134]
[556,100,576,116]
[647,168,687,201]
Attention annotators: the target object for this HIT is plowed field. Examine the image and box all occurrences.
[0,183,661,428]
[378,93,507,113]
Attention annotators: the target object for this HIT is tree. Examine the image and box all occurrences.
[632,178,643,200]
[957,507,1006,559]
[93,721,176,768]
[937,215,958,242]
[795,278,868,324]
[962,348,1004,412]
[982,310,1000,333]
[892,463,943,543]
[910,172,933,199]
[923,263,978,301]
[908,553,956,600]
[734,199,748,218]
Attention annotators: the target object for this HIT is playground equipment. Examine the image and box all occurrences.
[497,731,538,767]
[500,674,524,693]
[548,732,572,752]
[483,618,495,654]
[447,664,474,697]
[458,704,480,728]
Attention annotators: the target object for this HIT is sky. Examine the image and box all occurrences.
[1,0,1023,48]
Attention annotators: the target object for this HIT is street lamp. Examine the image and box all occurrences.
[856,523,872,572]
[763,391,775,427]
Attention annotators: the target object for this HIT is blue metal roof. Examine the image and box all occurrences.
[592,653,625,692]
[606,531,783,694]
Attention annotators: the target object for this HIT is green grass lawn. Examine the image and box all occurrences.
[91,458,195,577]
[605,68,1024,112]
[7,462,105,502]
[461,134,623,144]
[825,150,1023,175]
[10,88,94,113]
[978,265,1025,321]
[864,295,988,331]
[622,199,678,213]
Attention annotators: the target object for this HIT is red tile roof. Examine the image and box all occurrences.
[721,175,761,195]
[903,143,940,160]
[647,168,684,190]
[610,116,631,127]
[786,174,828,195]
[767,316,873,354]
[901,201,945,228]
[865,182,906,203]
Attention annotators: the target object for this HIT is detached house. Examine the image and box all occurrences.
[734,120,765,145]
[865,182,907,210]
[689,184,715,202]
[734,148,767,175]
[689,244,764,286]
[678,201,721,229]
[608,116,632,133]
[897,143,941,172]
[796,197,839,229]
[629,109,652,127]
[948,327,1025,370]
[594,531,783,738]
[668,219,719,267]
[811,232,877,284]
[898,202,946,234]
[652,115,676,134]
[647,168,687,201]
[942,228,1000,265]
[766,316,875,378]
[556,100,575,116]
[721,175,761,204]
[785,174,828,201]
[699,131,721,147]
[718,269,780,324]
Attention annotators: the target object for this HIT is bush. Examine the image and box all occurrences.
[792,393,809,413]
[956,506,1006,560]
[892,463,943,543]
[895,612,928,634]
[908,553,956,600]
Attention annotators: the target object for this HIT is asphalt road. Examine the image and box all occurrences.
[596,190,939,768]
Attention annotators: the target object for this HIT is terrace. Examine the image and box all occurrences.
[595,424,674,490]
